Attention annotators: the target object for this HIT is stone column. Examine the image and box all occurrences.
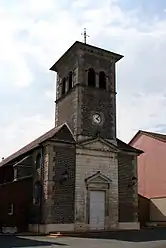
[132,155,139,222]
[42,143,54,224]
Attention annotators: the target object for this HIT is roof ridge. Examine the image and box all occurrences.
[0,126,56,167]
[0,123,71,167]
[50,41,123,72]
[129,130,166,145]
[117,138,143,154]
[141,130,166,136]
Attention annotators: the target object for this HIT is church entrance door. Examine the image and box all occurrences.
[89,190,105,230]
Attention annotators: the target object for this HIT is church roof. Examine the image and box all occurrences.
[77,136,143,154]
[117,138,143,154]
[0,123,74,167]
[129,130,166,145]
[50,41,123,72]
[0,125,142,168]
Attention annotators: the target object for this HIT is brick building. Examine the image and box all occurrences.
[0,41,142,234]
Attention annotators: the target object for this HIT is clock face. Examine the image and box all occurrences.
[93,113,102,125]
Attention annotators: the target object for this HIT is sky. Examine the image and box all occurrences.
[0,0,166,159]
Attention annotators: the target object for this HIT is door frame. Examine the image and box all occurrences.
[86,185,109,228]
[89,190,106,229]
[85,172,111,229]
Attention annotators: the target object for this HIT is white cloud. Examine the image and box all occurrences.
[1,0,166,158]
[0,7,34,88]
[0,115,53,159]
[45,89,56,101]
[117,93,166,141]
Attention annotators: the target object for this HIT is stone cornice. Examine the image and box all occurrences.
[50,41,123,72]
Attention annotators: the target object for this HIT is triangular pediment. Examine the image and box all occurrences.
[85,171,111,185]
[51,123,75,143]
[78,137,118,152]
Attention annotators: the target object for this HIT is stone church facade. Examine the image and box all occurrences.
[0,41,142,234]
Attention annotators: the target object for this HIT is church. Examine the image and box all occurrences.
[0,40,142,234]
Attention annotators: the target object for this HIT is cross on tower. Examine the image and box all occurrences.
[81,28,89,44]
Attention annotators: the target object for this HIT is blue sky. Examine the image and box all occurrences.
[0,0,166,158]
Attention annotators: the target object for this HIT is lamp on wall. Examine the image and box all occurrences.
[128,176,137,188]
[60,170,69,184]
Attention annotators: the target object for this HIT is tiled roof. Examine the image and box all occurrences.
[0,123,68,167]
[50,41,123,72]
[78,136,142,154]
[129,130,166,145]
[117,138,143,154]
[141,130,166,142]
[0,125,143,168]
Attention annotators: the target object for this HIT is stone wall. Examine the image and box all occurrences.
[118,152,138,222]
[55,53,78,130]
[75,144,118,230]
[79,52,116,140]
[52,144,76,224]
[42,144,51,224]
[55,88,77,135]
[81,87,115,140]
[55,48,117,142]
[42,142,76,225]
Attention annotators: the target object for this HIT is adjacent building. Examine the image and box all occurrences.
[129,130,166,226]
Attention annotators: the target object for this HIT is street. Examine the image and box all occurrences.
[1,229,166,248]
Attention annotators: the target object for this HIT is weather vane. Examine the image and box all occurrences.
[81,28,89,44]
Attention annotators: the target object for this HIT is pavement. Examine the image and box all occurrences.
[1,228,166,248]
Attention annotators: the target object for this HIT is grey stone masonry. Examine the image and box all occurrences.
[52,42,123,142]
[42,143,53,224]
[41,139,76,225]
[74,140,119,230]
[51,144,76,224]
[118,152,138,222]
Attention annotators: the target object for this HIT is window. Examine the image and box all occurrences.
[99,71,106,89]
[62,78,66,95]
[34,181,41,205]
[36,153,42,170]
[88,68,96,87]
[8,203,14,216]
[14,167,18,181]
[68,71,72,90]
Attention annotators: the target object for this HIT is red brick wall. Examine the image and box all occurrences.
[0,177,33,232]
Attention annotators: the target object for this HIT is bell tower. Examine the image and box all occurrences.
[50,41,123,143]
